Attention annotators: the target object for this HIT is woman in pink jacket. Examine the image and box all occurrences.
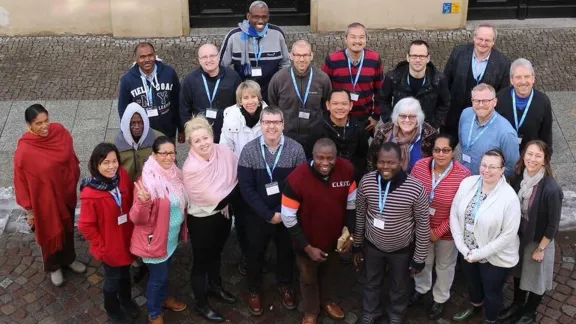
[129,136,188,324]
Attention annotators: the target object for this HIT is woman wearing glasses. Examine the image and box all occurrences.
[409,134,471,320]
[450,149,521,324]
[498,140,562,324]
[368,97,436,173]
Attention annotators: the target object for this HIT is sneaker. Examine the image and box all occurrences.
[162,296,187,312]
[67,261,87,274]
[148,314,164,324]
[50,269,64,286]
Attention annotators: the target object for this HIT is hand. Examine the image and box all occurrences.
[465,251,475,263]
[26,214,34,228]
[134,180,151,203]
[409,266,422,276]
[532,249,545,263]
[337,237,353,253]
[304,245,328,262]
[353,252,364,272]
[364,116,377,131]
[177,132,185,144]
[222,205,230,219]
[430,230,439,242]
[269,212,282,224]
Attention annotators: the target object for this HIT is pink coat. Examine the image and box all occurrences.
[129,191,188,259]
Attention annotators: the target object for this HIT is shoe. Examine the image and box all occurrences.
[408,290,425,306]
[360,316,376,324]
[301,314,317,324]
[322,302,345,320]
[67,261,87,274]
[50,269,64,286]
[428,302,444,320]
[516,313,536,324]
[453,306,482,321]
[131,264,148,284]
[238,256,247,276]
[207,286,236,304]
[278,286,296,310]
[194,303,225,322]
[104,291,131,324]
[247,293,263,316]
[162,296,187,312]
[148,314,163,324]
[388,315,405,324]
[498,302,524,321]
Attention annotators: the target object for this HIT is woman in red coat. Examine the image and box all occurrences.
[13,104,86,286]
[78,143,139,324]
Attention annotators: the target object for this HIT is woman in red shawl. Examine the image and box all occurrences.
[13,104,87,286]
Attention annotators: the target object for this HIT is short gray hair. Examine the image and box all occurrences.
[471,83,496,98]
[510,58,535,77]
[345,22,367,37]
[474,23,497,42]
[249,1,268,12]
[260,105,284,122]
[391,97,425,127]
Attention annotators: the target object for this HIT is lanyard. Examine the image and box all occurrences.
[430,160,453,203]
[201,75,221,108]
[290,67,314,108]
[407,74,426,87]
[466,113,497,150]
[346,49,364,90]
[472,54,487,83]
[377,174,391,215]
[471,179,484,220]
[409,128,422,153]
[511,88,534,131]
[109,187,122,212]
[252,38,262,64]
[141,77,153,106]
[260,136,284,182]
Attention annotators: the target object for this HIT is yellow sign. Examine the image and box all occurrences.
[451,2,461,13]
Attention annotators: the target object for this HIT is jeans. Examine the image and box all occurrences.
[146,257,173,318]
[102,263,131,294]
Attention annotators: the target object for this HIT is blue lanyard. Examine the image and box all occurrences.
[260,136,284,182]
[377,174,391,215]
[290,67,314,108]
[511,88,534,131]
[430,160,453,203]
[201,75,221,108]
[141,77,153,106]
[252,38,262,64]
[109,187,122,212]
[471,179,484,220]
[409,128,422,153]
[466,113,497,150]
[472,54,487,83]
[346,49,364,90]
[407,74,426,87]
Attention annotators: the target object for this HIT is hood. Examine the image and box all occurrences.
[117,103,150,150]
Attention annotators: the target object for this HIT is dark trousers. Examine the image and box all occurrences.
[246,217,294,292]
[512,277,543,314]
[146,257,172,318]
[42,230,76,273]
[362,241,412,321]
[102,263,132,315]
[295,249,339,315]
[459,254,511,321]
[187,213,231,306]
[232,200,250,258]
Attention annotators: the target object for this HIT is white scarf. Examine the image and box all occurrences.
[517,168,545,219]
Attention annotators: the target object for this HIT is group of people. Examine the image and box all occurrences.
[12,1,563,324]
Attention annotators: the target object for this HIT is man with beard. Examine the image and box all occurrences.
[118,42,184,143]
[378,40,450,129]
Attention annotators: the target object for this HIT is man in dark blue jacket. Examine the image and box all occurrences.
[118,42,184,143]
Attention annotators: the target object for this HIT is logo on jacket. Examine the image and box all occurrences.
[332,181,351,188]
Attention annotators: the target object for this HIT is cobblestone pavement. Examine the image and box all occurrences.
[1,27,576,100]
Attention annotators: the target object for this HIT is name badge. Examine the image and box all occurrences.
[118,214,128,225]
[462,154,471,163]
[429,207,436,216]
[206,108,218,119]
[350,92,360,101]
[252,67,263,77]
[298,111,310,119]
[373,218,385,230]
[265,182,280,196]
[517,137,523,144]
[465,223,474,233]
[147,108,159,117]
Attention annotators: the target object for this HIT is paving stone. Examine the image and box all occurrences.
[561,304,576,317]
[0,304,15,316]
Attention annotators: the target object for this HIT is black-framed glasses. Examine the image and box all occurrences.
[156,151,176,157]
[261,120,283,126]
[433,148,452,154]
[408,54,429,60]
[471,98,495,105]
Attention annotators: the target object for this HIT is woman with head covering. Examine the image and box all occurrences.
[13,104,86,286]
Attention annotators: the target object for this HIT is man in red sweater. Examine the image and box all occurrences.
[281,138,356,324]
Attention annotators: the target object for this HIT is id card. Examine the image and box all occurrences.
[465,223,474,233]
[252,67,263,77]
[350,92,360,101]
[206,108,218,119]
[462,154,471,163]
[147,108,159,117]
[374,218,385,229]
[118,214,128,225]
[429,207,436,216]
[265,182,280,196]
[298,111,310,119]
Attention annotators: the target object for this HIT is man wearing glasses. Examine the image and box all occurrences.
[378,40,450,129]
[443,24,511,145]
[458,83,519,176]
[268,40,332,148]
[180,43,241,143]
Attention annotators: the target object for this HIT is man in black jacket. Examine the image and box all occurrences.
[180,43,242,143]
[443,24,511,144]
[495,58,553,153]
[378,40,450,129]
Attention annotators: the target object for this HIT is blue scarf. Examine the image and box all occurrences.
[239,20,269,76]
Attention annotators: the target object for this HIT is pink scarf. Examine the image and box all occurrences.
[183,144,238,207]
[141,156,185,211]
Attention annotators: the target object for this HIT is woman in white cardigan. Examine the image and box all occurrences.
[450,149,521,324]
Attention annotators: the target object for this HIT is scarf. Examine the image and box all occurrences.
[141,156,186,211]
[241,104,262,128]
[385,125,420,171]
[239,20,269,76]
[80,173,119,191]
[182,144,238,207]
[518,168,545,219]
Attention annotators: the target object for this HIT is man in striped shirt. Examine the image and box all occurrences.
[353,142,430,324]
[321,22,384,133]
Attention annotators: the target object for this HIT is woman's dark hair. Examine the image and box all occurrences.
[514,140,554,177]
[483,149,506,167]
[432,133,457,151]
[88,143,121,179]
[152,136,176,154]
[24,104,48,123]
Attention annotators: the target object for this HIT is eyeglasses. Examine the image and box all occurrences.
[479,163,503,171]
[471,98,495,105]
[408,54,429,60]
[433,148,452,154]
[156,151,176,157]
[199,54,218,61]
[261,120,283,126]
[398,114,417,121]
[474,36,494,44]
[292,53,312,60]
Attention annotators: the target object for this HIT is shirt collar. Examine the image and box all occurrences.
[472,52,490,63]
[139,63,157,81]
[261,135,284,153]
[474,111,496,127]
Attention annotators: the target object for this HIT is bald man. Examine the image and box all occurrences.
[180,43,242,143]
[268,40,332,148]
